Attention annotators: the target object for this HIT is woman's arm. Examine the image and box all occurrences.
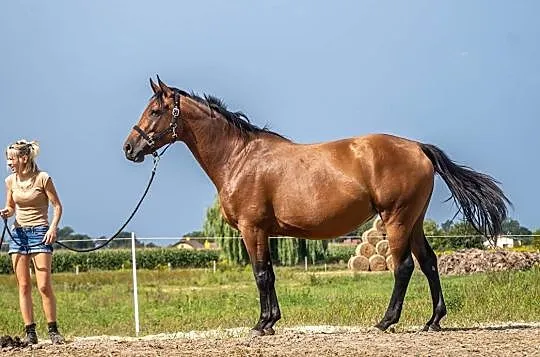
[43,178,63,244]
[0,181,15,219]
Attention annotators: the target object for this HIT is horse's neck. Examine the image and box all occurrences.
[182,108,249,190]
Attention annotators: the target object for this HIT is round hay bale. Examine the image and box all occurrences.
[349,255,370,271]
[375,240,389,257]
[372,216,386,234]
[386,255,395,271]
[369,254,387,271]
[362,228,384,246]
[355,242,375,258]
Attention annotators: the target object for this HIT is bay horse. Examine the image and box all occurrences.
[123,77,510,335]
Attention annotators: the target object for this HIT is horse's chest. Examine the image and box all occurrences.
[218,188,268,227]
[218,203,237,228]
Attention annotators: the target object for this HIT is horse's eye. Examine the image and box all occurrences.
[150,109,160,117]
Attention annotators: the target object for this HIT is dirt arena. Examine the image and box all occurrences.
[2,324,539,357]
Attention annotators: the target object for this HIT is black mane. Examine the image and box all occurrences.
[155,89,288,140]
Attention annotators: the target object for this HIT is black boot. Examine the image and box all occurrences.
[23,323,38,345]
[48,322,65,345]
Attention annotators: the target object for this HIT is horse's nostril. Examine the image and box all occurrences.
[124,143,132,155]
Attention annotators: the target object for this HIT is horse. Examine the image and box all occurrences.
[123,77,510,335]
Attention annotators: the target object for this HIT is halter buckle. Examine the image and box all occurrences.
[172,107,180,117]
[171,123,178,139]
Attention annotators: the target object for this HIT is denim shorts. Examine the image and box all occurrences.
[8,226,53,255]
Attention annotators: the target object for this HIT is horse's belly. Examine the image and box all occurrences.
[273,195,374,238]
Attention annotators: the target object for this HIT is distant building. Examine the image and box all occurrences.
[483,236,521,248]
[170,237,218,250]
[171,237,205,250]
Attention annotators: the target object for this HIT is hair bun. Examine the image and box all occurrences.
[28,141,40,158]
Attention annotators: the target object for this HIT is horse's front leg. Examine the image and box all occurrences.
[240,226,281,336]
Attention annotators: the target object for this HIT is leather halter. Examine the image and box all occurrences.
[132,91,181,154]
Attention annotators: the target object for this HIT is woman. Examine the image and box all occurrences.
[0,140,65,345]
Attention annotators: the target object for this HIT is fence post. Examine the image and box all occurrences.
[304,256,308,271]
[131,232,140,337]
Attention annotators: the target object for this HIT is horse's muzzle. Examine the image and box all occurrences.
[124,142,145,163]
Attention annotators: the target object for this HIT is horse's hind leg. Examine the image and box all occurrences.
[240,226,281,336]
[410,222,447,331]
[375,216,415,331]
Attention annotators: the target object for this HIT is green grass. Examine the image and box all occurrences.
[0,266,538,338]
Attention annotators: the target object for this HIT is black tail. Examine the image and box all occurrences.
[420,143,511,239]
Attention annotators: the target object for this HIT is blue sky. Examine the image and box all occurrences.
[1,1,539,241]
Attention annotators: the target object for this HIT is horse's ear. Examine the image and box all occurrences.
[149,77,160,94]
[157,75,173,97]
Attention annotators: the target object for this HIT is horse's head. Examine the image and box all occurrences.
[124,76,183,162]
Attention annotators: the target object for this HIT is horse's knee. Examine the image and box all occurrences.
[394,254,414,279]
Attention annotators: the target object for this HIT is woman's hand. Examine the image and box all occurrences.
[43,226,58,245]
[0,208,12,220]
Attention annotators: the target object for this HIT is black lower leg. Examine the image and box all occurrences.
[418,238,446,331]
[252,261,281,335]
[376,252,415,331]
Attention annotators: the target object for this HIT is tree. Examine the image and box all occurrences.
[427,220,484,251]
[183,230,205,238]
[501,218,533,245]
[102,231,145,249]
[446,220,484,250]
[202,197,249,264]
[424,219,444,250]
[501,218,532,235]
[423,219,441,237]
[440,219,453,233]
[57,226,74,238]
[55,226,94,250]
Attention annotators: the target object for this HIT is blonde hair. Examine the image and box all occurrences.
[6,139,40,173]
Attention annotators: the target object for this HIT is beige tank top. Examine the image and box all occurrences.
[5,171,51,227]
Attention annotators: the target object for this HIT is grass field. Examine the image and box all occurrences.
[0,265,538,338]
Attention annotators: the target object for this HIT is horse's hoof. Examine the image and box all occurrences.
[250,329,265,337]
[263,328,275,336]
[428,324,442,332]
[374,322,388,332]
[421,324,430,332]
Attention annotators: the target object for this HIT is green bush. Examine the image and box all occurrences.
[325,244,356,264]
[0,248,220,274]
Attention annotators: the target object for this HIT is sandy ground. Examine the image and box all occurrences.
[2,324,539,357]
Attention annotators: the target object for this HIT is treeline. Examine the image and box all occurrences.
[54,227,158,250]
[423,218,539,250]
